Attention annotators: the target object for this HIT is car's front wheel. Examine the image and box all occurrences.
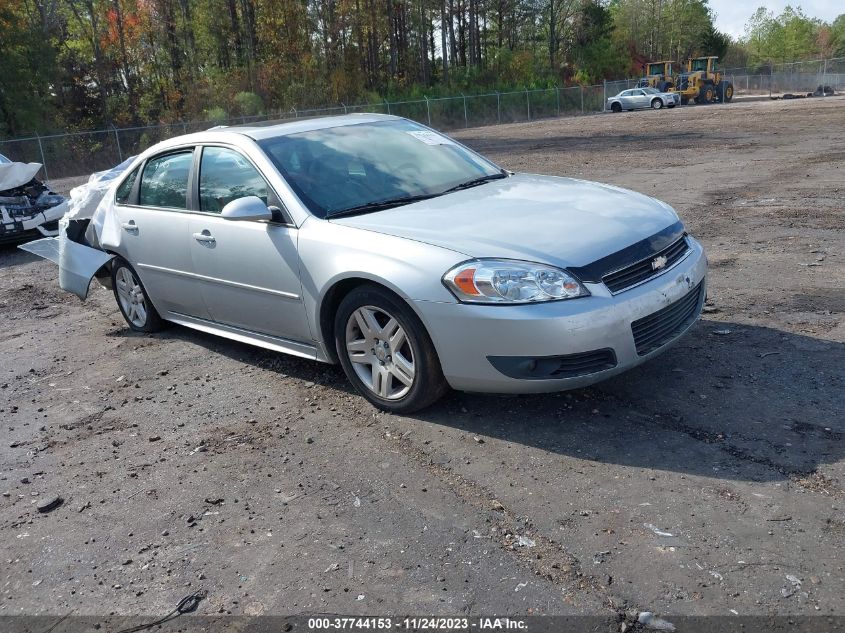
[610,102,622,113]
[335,285,448,413]
[651,98,663,109]
[111,257,165,333]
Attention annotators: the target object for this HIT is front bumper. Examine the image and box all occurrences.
[416,237,707,393]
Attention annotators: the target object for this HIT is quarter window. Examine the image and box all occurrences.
[115,166,140,204]
[139,151,193,210]
[199,147,269,213]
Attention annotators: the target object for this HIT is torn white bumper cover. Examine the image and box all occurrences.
[17,158,134,299]
[0,162,68,241]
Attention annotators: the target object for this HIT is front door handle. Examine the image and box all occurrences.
[192,231,216,244]
[121,221,138,232]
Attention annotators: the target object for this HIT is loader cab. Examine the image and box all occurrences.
[688,57,718,74]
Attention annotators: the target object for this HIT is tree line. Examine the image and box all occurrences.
[1,1,843,137]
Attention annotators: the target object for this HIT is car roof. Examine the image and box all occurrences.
[236,113,400,140]
[144,113,403,154]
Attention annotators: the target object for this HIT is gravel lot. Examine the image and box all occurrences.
[1,97,843,624]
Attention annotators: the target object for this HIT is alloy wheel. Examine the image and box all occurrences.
[345,305,415,400]
[115,266,148,328]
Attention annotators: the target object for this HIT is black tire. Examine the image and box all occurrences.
[610,102,622,113]
[698,83,715,104]
[111,257,165,333]
[723,82,734,102]
[651,98,663,110]
[334,284,449,413]
[680,96,689,106]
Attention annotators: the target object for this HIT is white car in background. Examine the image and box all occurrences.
[0,153,67,243]
[607,87,680,112]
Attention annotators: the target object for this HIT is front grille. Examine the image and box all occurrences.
[603,236,690,294]
[631,282,703,356]
[488,348,617,380]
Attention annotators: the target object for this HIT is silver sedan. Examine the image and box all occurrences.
[607,87,680,112]
[56,114,706,412]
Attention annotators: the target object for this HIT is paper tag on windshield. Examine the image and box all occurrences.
[406,131,454,145]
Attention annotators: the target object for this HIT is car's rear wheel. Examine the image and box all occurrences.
[111,257,165,333]
[335,285,448,413]
[651,98,663,109]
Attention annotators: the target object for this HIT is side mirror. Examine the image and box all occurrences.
[221,196,272,221]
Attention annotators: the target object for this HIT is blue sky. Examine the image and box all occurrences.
[709,1,843,38]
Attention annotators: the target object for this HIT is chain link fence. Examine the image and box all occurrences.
[2,57,843,183]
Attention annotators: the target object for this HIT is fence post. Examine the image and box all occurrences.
[580,86,584,115]
[424,96,431,126]
[602,80,607,113]
[292,107,298,118]
[496,92,501,124]
[111,124,123,163]
[385,99,391,115]
[525,88,530,121]
[462,93,468,128]
[556,86,560,116]
[769,65,773,98]
[822,58,828,96]
[34,133,49,181]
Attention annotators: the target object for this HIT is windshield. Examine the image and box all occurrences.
[691,59,710,72]
[258,119,503,218]
[642,87,659,94]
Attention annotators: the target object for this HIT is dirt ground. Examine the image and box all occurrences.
[1,97,843,624]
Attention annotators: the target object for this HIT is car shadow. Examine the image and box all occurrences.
[113,318,844,484]
[0,243,42,269]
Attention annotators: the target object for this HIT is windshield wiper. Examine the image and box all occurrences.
[327,193,440,218]
[441,172,507,194]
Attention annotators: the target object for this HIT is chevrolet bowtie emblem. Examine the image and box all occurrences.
[651,255,668,270]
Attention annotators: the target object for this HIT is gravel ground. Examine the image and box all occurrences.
[1,97,843,623]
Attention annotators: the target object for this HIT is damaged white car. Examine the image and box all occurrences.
[0,154,68,243]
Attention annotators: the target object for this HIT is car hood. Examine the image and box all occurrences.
[331,173,680,269]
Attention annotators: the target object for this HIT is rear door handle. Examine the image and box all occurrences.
[121,221,138,232]
[192,231,216,244]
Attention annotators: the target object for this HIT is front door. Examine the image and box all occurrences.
[188,146,311,343]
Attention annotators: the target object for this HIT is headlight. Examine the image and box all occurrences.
[442,259,589,304]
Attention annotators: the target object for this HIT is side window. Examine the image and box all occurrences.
[199,147,269,214]
[115,166,140,204]
[138,151,193,210]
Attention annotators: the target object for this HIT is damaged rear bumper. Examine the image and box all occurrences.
[19,219,114,299]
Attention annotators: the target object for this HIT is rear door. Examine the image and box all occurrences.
[633,89,649,108]
[187,145,311,343]
[109,148,210,319]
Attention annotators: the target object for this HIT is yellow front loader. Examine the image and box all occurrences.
[637,61,676,92]
[673,56,734,105]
